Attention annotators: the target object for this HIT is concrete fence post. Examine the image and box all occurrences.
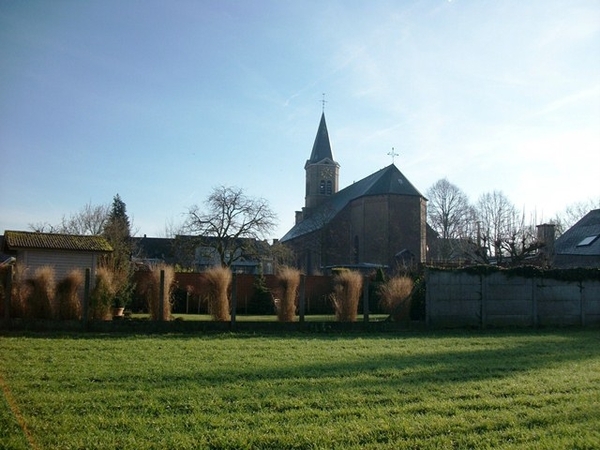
[3,265,13,324]
[82,268,91,329]
[230,271,237,327]
[158,270,165,321]
[362,276,369,324]
[299,274,306,323]
[532,277,538,328]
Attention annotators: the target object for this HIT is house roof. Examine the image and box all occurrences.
[554,209,600,256]
[281,164,425,242]
[306,113,335,166]
[3,230,113,253]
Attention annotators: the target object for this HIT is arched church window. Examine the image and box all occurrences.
[354,235,359,264]
[326,180,332,195]
[319,180,326,194]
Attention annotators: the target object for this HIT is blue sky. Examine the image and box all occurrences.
[1,0,599,240]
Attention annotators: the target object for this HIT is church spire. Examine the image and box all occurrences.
[304,112,340,211]
[306,112,334,165]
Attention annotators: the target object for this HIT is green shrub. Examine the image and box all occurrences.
[331,270,363,322]
[204,266,231,321]
[276,267,300,322]
[90,267,114,320]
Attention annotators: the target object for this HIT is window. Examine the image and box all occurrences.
[326,180,332,195]
[319,180,326,194]
[576,235,599,247]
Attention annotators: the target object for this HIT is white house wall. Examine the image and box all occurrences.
[18,249,98,282]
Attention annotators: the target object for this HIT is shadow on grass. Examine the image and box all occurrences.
[19,329,593,389]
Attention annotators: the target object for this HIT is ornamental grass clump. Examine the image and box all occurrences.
[331,270,363,322]
[145,265,175,321]
[276,266,300,322]
[56,269,83,320]
[379,276,413,322]
[90,267,114,320]
[204,265,231,321]
[26,266,56,319]
[8,264,29,318]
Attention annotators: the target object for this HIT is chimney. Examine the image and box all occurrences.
[536,223,556,266]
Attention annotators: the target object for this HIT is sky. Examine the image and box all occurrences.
[1,0,599,240]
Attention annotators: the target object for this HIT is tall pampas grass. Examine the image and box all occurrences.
[146,265,175,321]
[379,276,413,321]
[276,266,300,322]
[56,269,83,320]
[331,270,363,322]
[27,266,56,320]
[204,266,231,321]
[90,267,114,320]
[8,264,29,318]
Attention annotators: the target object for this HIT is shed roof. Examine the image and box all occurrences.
[281,164,424,242]
[554,209,600,256]
[3,230,113,253]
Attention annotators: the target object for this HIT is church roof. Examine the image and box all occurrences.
[281,164,425,242]
[306,113,334,165]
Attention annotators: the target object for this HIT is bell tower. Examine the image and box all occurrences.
[304,112,340,212]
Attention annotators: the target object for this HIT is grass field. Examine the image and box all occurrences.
[1,330,599,449]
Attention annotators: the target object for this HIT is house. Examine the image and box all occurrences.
[281,113,428,273]
[132,234,274,274]
[2,230,113,281]
[553,209,600,268]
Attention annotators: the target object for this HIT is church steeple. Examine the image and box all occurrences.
[306,112,334,166]
[304,113,340,211]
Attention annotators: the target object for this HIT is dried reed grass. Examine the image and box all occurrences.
[27,266,56,319]
[56,269,83,320]
[276,266,300,322]
[145,265,175,320]
[204,266,231,321]
[379,276,413,321]
[331,270,363,322]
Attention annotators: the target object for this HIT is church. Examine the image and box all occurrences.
[280,113,428,274]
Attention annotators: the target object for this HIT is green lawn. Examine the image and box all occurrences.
[1,330,599,449]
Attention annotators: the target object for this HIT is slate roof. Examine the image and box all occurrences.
[281,164,425,242]
[554,209,600,257]
[306,113,335,165]
[3,230,113,252]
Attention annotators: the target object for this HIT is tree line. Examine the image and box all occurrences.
[426,178,599,265]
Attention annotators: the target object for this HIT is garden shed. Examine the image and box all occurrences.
[2,230,113,281]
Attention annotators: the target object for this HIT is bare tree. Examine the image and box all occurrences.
[474,191,540,265]
[184,186,278,267]
[426,178,475,260]
[28,201,109,235]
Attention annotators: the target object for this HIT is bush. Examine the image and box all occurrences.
[56,269,83,320]
[379,276,414,322]
[90,267,114,320]
[331,270,363,322]
[26,266,56,319]
[145,265,175,321]
[204,266,231,321]
[276,267,300,322]
[249,272,274,315]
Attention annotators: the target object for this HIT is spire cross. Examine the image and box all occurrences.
[388,147,399,163]
[321,93,327,112]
